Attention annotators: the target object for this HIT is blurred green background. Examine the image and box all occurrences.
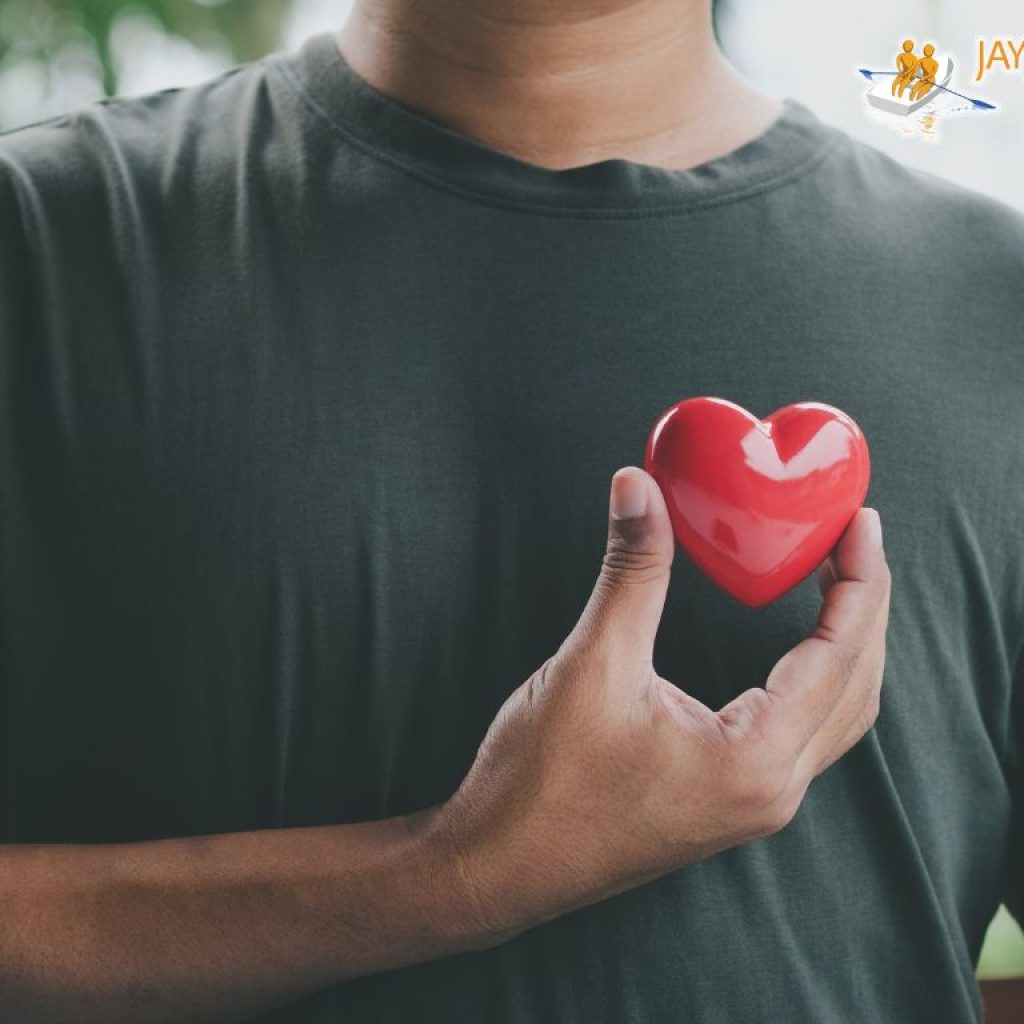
[0,0,288,101]
[1,0,1022,983]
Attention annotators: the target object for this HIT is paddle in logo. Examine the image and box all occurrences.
[858,38,996,141]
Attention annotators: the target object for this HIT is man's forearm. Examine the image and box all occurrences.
[0,807,491,1024]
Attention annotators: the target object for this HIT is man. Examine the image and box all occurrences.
[0,1,1020,1022]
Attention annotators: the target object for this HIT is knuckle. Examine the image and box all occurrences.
[760,785,802,835]
[829,636,864,683]
[737,763,800,836]
[873,566,893,610]
[860,690,882,734]
[868,686,882,721]
[719,739,796,834]
[746,765,792,816]
[814,621,866,681]
[713,693,806,836]
[716,687,776,747]
[600,542,672,587]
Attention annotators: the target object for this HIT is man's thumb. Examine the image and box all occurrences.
[571,467,676,663]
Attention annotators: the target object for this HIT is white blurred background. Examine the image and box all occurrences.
[717,0,1023,212]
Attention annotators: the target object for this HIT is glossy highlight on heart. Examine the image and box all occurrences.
[643,397,871,608]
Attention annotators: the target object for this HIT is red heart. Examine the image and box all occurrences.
[644,397,871,607]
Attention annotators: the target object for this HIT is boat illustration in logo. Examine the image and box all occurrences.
[858,40,995,118]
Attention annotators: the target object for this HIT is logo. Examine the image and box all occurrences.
[858,38,995,140]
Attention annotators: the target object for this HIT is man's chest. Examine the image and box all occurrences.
[8,257,1017,845]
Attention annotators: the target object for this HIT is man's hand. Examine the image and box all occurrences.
[0,467,889,1023]
[435,466,891,943]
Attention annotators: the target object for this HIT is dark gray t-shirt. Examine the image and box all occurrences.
[2,30,1022,1024]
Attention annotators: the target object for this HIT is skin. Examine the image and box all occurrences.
[0,468,890,1021]
[0,4,891,1021]
[334,0,784,173]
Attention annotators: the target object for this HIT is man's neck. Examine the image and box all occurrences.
[334,1,784,172]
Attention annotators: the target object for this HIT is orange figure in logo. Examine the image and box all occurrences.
[909,43,939,101]
[892,39,919,96]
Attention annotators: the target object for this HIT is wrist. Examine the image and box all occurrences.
[406,803,529,953]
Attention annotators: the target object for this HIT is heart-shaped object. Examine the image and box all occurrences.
[644,397,871,608]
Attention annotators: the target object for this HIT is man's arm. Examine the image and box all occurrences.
[0,470,890,1023]
[0,809,483,1023]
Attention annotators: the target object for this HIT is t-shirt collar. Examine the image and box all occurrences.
[271,30,843,215]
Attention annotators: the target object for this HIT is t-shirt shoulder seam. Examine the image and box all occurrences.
[0,59,260,148]
[842,129,1024,224]
[271,58,848,219]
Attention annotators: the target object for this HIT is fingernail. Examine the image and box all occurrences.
[866,508,882,547]
[610,470,648,520]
